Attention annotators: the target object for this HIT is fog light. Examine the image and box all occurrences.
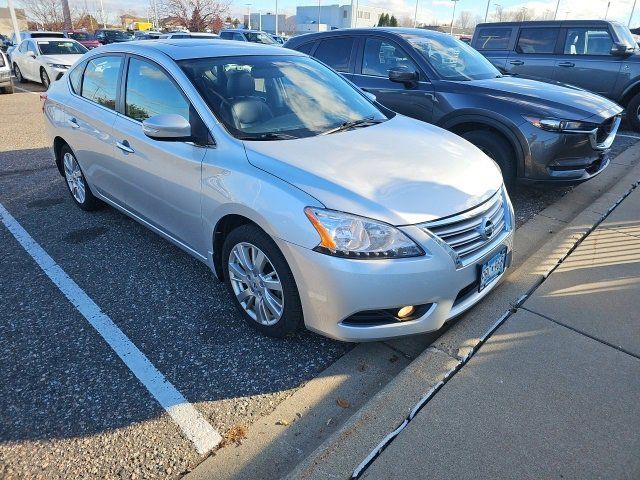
[397,306,415,319]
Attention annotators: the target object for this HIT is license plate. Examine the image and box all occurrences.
[478,247,507,292]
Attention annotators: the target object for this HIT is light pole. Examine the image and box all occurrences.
[7,0,20,44]
[449,0,459,35]
[493,3,502,21]
[484,0,490,22]
[318,0,321,32]
[152,0,159,29]
[246,3,252,29]
[604,1,610,19]
[275,0,278,35]
[630,0,638,27]
[414,0,419,27]
[100,0,106,27]
[553,0,560,20]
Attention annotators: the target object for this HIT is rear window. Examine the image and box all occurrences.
[295,42,315,55]
[31,32,65,38]
[81,56,122,110]
[516,28,559,54]
[475,27,511,50]
[220,31,233,39]
[314,37,354,72]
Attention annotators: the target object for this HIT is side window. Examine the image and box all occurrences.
[564,28,614,55]
[125,57,190,122]
[362,38,419,77]
[68,61,86,94]
[295,42,315,55]
[233,33,245,41]
[27,40,36,54]
[475,28,511,50]
[18,41,28,53]
[81,56,122,110]
[314,37,354,72]
[516,28,559,54]
[219,31,232,39]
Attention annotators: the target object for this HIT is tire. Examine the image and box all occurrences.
[461,129,517,188]
[222,224,303,338]
[60,144,101,211]
[40,68,50,89]
[626,92,640,132]
[14,64,26,83]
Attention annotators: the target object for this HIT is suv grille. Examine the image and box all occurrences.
[419,190,508,266]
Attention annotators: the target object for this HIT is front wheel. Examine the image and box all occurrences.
[626,92,640,132]
[40,68,50,89]
[14,64,26,83]
[461,130,517,188]
[222,224,303,338]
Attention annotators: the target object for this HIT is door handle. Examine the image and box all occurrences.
[558,62,575,67]
[116,140,134,154]
[67,117,80,129]
[509,60,524,66]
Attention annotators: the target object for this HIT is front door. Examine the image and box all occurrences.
[111,56,206,252]
[505,26,560,81]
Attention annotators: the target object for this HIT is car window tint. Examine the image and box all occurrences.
[68,61,85,94]
[81,56,122,110]
[475,27,511,50]
[295,42,315,54]
[314,37,354,72]
[233,33,245,41]
[18,41,28,53]
[564,28,614,55]
[362,37,419,77]
[125,57,190,122]
[220,31,232,39]
[516,28,559,54]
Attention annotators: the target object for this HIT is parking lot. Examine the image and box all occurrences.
[1,80,639,479]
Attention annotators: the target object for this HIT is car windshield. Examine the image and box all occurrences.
[403,33,501,81]
[106,31,131,40]
[180,55,388,140]
[37,40,87,55]
[68,32,94,41]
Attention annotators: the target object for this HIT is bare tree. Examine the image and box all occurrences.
[399,15,413,27]
[456,10,473,29]
[160,0,231,32]
[492,4,504,22]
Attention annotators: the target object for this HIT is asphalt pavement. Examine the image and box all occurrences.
[1,80,639,479]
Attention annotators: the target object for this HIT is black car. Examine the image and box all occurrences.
[94,29,133,44]
[285,28,622,186]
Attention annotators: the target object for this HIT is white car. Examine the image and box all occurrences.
[12,37,87,88]
[0,50,13,94]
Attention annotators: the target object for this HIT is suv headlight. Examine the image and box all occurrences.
[304,207,424,259]
[523,116,597,133]
[47,63,69,69]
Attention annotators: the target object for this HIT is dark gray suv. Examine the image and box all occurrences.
[472,20,640,130]
[285,28,622,186]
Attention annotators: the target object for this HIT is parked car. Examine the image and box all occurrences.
[270,34,286,45]
[63,30,101,49]
[285,28,623,186]
[12,37,87,88]
[94,29,134,44]
[0,33,10,52]
[158,32,219,39]
[471,20,640,130]
[133,30,163,40]
[41,40,514,341]
[219,29,278,45]
[7,31,66,63]
[0,50,13,93]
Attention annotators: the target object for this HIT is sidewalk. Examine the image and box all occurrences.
[356,185,640,479]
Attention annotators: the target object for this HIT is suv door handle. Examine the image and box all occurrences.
[116,140,134,154]
[67,118,80,129]
[558,62,575,67]
[509,60,524,66]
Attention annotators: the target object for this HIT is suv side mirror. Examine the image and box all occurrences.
[142,114,192,141]
[611,42,631,56]
[388,67,418,88]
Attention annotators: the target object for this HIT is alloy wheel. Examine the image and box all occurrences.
[63,152,86,204]
[41,70,50,89]
[228,242,284,326]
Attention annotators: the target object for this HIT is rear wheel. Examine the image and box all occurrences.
[61,145,100,211]
[461,130,517,188]
[222,224,303,338]
[626,92,640,132]
[1,84,14,94]
[14,64,26,83]
[40,68,50,89]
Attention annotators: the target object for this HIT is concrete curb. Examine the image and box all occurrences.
[287,143,640,480]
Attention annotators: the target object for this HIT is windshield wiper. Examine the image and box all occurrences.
[321,116,384,136]
[238,132,299,141]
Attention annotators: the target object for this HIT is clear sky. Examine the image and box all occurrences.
[4,0,640,29]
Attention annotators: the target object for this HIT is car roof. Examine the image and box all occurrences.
[476,20,622,28]
[287,27,451,42]
[221,29,267,33]
[96,39,301,60]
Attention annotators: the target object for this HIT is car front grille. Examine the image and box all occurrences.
[419,189,510,267]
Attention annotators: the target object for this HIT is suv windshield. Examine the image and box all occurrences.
[67,32,94,41]
[105,30,132,40]
[180,55,388,140]
[37,40,87,55]
[403,33,501,81]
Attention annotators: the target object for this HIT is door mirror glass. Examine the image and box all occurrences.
[142,114,192,141]
[27,50,36,57]
[388,67,418,86]
[611,41,631,56]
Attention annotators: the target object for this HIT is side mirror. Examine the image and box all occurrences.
[388,67,418,87]
[27,50,36,58]
[611,42,631,56]
[362,90,377,102]
[142,114,192,141]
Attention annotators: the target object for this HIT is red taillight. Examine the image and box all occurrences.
[39,92,47,113]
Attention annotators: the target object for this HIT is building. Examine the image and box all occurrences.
[0,7,28,37]
[243,13,287,34]
[295,3,391,33]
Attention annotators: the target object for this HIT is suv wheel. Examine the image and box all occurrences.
[222,224,303,338]
[461,130,516,187]
[626,93,640,131]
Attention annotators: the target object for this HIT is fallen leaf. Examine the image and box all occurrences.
[337,398,350,409]
[219,424,248,448]
[276,419,290,426]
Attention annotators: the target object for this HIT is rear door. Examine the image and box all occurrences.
[473,26,514,71]
[505,26,560,80]
[553,26,622,97]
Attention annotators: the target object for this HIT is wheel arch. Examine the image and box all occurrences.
[211,213,265,281]
[52,136,68,176]
[620,81,640,106]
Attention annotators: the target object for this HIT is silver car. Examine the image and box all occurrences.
[42,40,514,341]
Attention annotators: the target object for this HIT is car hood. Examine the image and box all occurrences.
[456,76,622,122]
[41,54,84,66]
[243,115,503,226]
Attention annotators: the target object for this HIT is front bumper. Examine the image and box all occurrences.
[520,117,619,184]
[276,219,514,342]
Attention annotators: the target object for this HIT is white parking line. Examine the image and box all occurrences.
[13,86,40,95]
[617,134,640,140]
[0,202,221,455]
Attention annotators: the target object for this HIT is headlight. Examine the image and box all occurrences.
[523,116,597,132]
[47,63,69,69]
[304,207,424,259]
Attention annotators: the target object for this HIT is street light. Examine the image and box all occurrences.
[7,0,20,44]
[630,0,638,27]
[553,0,560,20]
[275,0,278,35]
[450,0,459,36]
[414,0,419,27]
[318,0,321,32]
[484,0,490,22]
[246,3,252,29]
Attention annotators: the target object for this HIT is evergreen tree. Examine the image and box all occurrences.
[389,15,398,27]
